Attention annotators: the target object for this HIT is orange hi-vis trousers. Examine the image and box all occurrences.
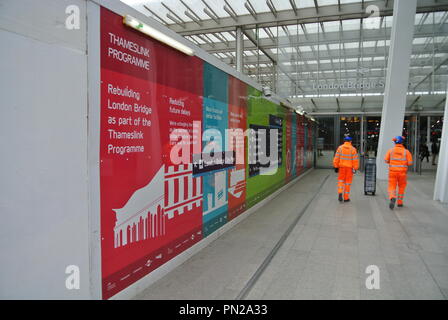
[388,171,408,205]
[338,167,354,200]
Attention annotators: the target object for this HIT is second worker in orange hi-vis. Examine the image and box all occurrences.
[385,136,413,210]
[333,136,360,203]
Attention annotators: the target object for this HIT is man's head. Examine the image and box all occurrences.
[393,136,405,144]
[344,136,353,143]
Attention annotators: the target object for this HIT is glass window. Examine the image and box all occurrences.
[316,117,336,168]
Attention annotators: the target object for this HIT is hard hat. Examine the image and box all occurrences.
[344,136,353,141]
[393,136,405,144]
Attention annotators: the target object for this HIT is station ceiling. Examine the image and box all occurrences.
[122,0,448,113]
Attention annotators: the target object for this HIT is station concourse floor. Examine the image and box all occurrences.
[134,169,448,300]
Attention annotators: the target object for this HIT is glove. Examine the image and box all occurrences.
[334,168,339,173]
[353,169,357,174]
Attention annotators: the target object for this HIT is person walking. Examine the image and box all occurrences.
[431,140,439,166]
[419,143,430,163]
[384,136,413,210]
[333,136,359,203]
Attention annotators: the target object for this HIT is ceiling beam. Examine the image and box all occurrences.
[167,0,446,36]
[408,95,422,109]
[252,71,448,85]
[243,57,448,74]
[221,44,448,65]
[241,29,276,64]
[242,29,303,92]
[289,0,298,16]
[161,2,186,27]
[195,24,447,54]
[311,98,318,112]
[143,5,169,25]
[433,97,447,109]
[292,94,447,113]
[413,57,448,90]
[313,0,319,14]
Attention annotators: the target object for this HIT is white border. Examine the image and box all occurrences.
[87,1,102,300]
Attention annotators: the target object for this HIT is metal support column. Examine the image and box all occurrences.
[413,115,419,172]
[434,85,448,203]
[335,115,341,150]
[376,0,417,180]
[360,115,365,155]
[360,115,365,171]
[236,26,244,73]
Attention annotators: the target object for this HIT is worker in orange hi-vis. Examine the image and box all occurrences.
[384,136,413,210]
[333,136,360,203]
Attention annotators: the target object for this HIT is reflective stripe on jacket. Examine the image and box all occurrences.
[333,142,360,170]
[384,144,413,172]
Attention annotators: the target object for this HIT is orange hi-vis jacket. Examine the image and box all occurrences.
[384,144,413,172]
[333,142,360,170]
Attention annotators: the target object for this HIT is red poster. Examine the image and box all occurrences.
[100,7,203,299]
[285,110,293,182]
[227,77,247,220]
[308,119,314,168]
[296,115,305,175]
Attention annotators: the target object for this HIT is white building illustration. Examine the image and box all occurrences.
[203,170,227,217]
[164,164,202,219]
[228,168,245,199]
[113,164,202,248]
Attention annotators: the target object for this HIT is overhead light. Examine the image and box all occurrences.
[295,105,305,115]
[262,86,272,97]
[123,15,195,56]
[280,101,290,108]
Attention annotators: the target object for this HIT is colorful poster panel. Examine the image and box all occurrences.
[285,109,296,183]
[201,63,230,237]
[296,115,305,176]
[227,77,248,221]
[291,112,297,178]
[246,87,287,208]
[307,119,314,168]
[100,7,203,299]
[99,6,315,300]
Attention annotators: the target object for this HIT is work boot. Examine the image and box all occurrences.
[338,194,343,202]
[389,198,396,210]
[344,199,351,203]
[398,203,404,208]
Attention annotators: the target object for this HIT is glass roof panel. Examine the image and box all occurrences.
[297,0,316,9]
[120,1,447,99]
[191,35,206,44]
[342,19,361,31]
[300,46,312,52]
[345,42,360,49]
[122,0,374,22]
[322,21,341,33]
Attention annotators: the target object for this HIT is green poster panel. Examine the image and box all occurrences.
[245,87,287,208]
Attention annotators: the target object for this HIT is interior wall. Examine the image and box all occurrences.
[0,0,91,299]
[93,2,316,299]
[0,0,316,300]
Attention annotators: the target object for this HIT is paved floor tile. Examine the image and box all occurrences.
[134,170,448,300]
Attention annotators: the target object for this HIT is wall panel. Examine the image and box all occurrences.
[98,7,315,299]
